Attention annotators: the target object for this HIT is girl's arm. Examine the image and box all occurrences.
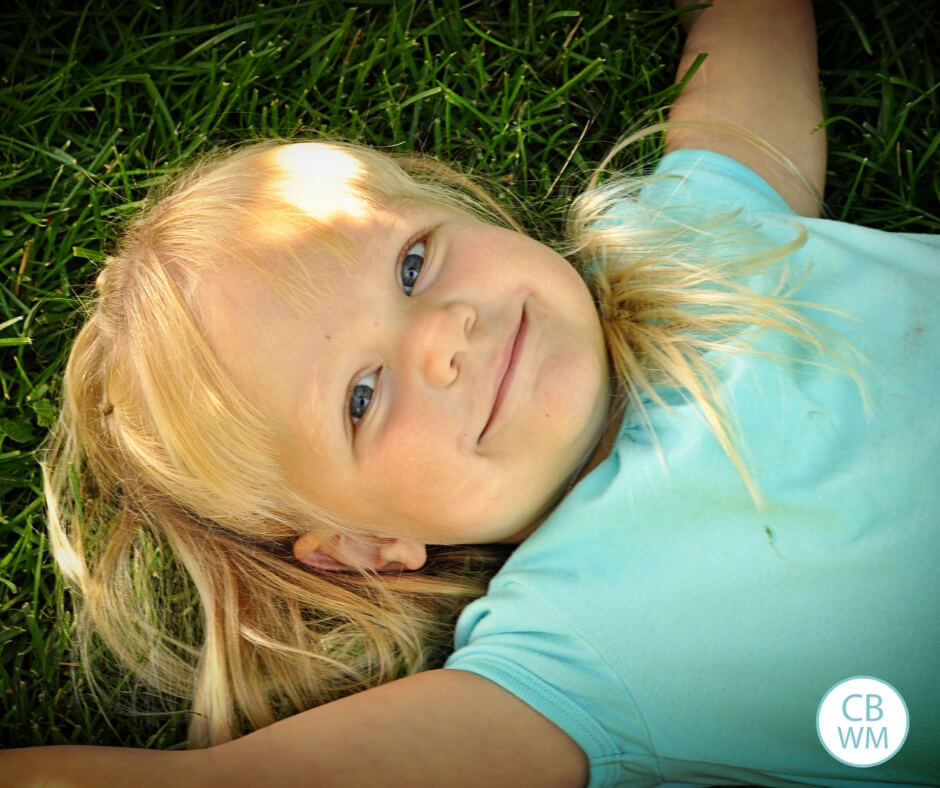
[207,669,586,787]
[1,670,588,788]
[667,0,826,216]
[0,745,202,787]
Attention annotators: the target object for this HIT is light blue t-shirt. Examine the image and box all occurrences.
[445,150,940,787]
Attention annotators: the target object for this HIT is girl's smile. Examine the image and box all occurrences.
[481,305,527,441]
[200,159,611,552]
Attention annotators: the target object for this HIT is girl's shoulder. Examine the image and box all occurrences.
[639,148,795,216]
[612,147,940,257]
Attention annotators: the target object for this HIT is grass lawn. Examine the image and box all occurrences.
[1,0,937,750]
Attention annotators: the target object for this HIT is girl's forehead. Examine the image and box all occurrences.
[203,201,417,323]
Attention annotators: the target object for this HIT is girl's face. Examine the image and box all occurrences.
[203,195,611,548]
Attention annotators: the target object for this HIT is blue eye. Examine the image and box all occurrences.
[400,240,426,295]
[349,371,377,425]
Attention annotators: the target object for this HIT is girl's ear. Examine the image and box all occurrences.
[293,532,427,572]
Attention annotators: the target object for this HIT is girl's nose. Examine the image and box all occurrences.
[403,301,476,387]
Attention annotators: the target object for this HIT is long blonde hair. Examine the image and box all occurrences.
[43,136,849,746]
[43,141,519,747]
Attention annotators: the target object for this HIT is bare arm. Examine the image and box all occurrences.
[1,670,587,788]
[0,745,202,788]
[667,0,826,216]
[206,669,586,787]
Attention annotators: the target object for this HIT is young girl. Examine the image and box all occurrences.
[5,1,939,785]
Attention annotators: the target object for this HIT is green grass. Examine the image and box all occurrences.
[1,0,937,750]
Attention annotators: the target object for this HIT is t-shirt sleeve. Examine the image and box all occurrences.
[640,149,797,215]
[445,580,662,788]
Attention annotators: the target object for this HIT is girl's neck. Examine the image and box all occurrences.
[499,392,627,545]
[578,393,627,479]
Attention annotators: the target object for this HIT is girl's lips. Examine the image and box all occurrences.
[480,306,527,440]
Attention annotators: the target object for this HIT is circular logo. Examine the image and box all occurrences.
[817,676,909,767]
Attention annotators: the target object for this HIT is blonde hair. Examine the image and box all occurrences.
[43,135,851,746]
[568,125,857,504]
[43,141,518,746]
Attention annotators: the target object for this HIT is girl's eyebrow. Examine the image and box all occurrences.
[290,332,354,467]
[339,223,403,457]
